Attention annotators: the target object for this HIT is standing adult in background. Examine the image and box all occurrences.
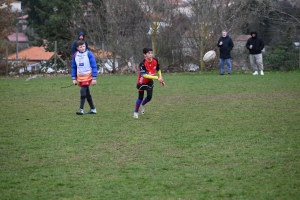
[217,30,234,75]
[72,32,89,55]
[246,31,265,75]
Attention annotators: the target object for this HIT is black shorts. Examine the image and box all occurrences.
[136,81,154,91]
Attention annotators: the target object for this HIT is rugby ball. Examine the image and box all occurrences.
[203,50,216,62]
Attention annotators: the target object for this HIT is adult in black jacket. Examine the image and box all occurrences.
[246,31,265,75]
[217,30,234,75]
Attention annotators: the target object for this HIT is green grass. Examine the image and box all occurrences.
[1,71,300,199]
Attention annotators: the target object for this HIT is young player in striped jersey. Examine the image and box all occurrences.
[133,47,165,118]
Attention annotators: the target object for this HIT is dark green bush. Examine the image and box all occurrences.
[265,45,299,70]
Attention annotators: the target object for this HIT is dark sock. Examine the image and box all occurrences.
[135,99,142,112]
[142,97,149,105]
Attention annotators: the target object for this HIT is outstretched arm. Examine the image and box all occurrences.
[142,70,164,87]
[157,70,165,86]
[142,70,162,80]
[142,73,158,80]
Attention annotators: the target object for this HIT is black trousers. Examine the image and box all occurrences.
[80,86,95,109]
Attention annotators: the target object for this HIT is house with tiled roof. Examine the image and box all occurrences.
[7,46,54,73]
[89,46,121,73]
[89,46,121,59]
[5,0,31,50]
[7,32,28,43]
[6,1,33,54]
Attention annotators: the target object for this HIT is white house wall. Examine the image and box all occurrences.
[98,59,119,73]
[11,1,22,12]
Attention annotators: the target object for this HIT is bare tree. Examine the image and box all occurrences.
[185,0,271,71]
[129,0,198,72]
[259,0,300,69]
[73,0,150,73]
[0,0,18,73]
[69,0,299,73]
[261,0,300,40]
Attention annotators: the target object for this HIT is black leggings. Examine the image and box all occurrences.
[138,87,153,101]
[80,86,95,109]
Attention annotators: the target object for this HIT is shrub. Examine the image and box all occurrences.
[265,45,299,70]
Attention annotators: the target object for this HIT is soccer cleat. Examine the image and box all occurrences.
[140,104,145,114]
[253,71,258,75]
[133,112,138,118]
[87,108,97,114]
[76,109,84,115]
[260,70,264,75]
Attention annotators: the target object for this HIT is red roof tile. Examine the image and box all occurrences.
[17,14,28,20]
[89,46,120,59]
[7,32,28,42]
[7,46,54,61]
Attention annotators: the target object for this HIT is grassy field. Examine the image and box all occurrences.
[0,71,300,199]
